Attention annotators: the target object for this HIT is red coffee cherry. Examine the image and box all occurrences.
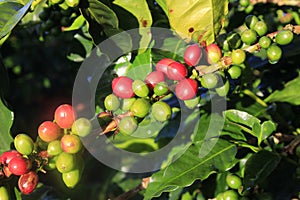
[175,78,198,100]
[8,157,30,176]
[54,104,75,129]
[18,171,39,195]
[156,58,175,74]
[144,71,165,89]
[0,150,22,165]
[167,62,187,81]
[184,44,202,66]
[38,121,62,142]
[112,76,135,99]
[206,44,222,64]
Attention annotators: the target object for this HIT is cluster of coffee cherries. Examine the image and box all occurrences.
[215,173,243,200]
[99,43,233,136]
[0,104,92,196]
[38,0,80,36]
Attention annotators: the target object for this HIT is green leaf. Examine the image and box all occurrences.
[0,98,14,154]
[144,138,237,199]
[0,0,33,39]
[126,49,152,80]
[257,121,276,145]
[243,150,281,190]
[81,0,119,44]
[63,15,86,32]
[223,109,261,129]
[164,0,228,44]
[265,74,300,105]
[113,0,152,52]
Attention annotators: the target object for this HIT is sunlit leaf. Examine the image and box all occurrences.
[0,99,14,154]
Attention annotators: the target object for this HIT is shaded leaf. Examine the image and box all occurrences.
[265,74,300,105]
[165,0,228,44]
[0,0,33,39]
[0,99,14,154]
[126,49,152,80]
[243,150,281,190]
[144,138,237,199]
[223,109,260,129]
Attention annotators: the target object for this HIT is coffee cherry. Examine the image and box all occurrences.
[118,116,138,135]
[253,21,268,36]
[132,80,149,97]
[216,192,224,200]
[184,96,200,109]
[47,140,63,156]
[56,152,76,173]
[222,190,239,200]
[145,71,165,89]
[259,36,271,49]
[61,134,82,154]
[153,82,169,96]
[226,32,242,49]
[112,76,134,99]
[121,98,136,111]
[130,98,151,118]
[226,174,242,189]
[239,0,249,7]
[228,65,242,79]
[151,101,172,122]
[14,134,34,155]
[216,80,230,97]
[54,104,75,129]
[45,156,58,170]
[201,73,219,89]
[175,78,198,100]
[245,15,258,29]
[18,171,38,195]
[71,117,92,137]
[0,186,9,200]
[231,49,246,65]
[275,29,294,45]
[38,121,62,142]
[167,61,187,81]
[156,58,175,75]
[0,150,22,165]
[65,0,80,7]
[104,94,120,111]
[267,45,282,63]
[8,157,29,176]
[184,44,202,66]
[241,29,257,45]
[62,156,84,188]
[206,44,222,64]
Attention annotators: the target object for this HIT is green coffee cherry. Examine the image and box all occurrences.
[259,36,272,49]
[104,94,120,111]
[121,98,136,111]
[201,73,219,89]
[275,29,294,45]
[132,79,149,97]
[154,82,169,96]
[245,15,259,29]
[226,174,242,189]
[241,29,257,45]
[216,80,230,97]
[118,116,138,135]
[151,101,172,122]
[254,21,268,36]
[14,134,34,155]
[228,65,242,79]
[267,45,282,64]
[130,98,151,118]
[231,49,246,65]
[184,96,200,109]
[47,140,62,156]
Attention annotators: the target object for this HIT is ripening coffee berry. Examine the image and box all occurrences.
[104,94,120,111]
[175,78,198,100]
[153,82,169,96]
[14,134,34,155]
[0,186,9,200]
[112,76,134,99]
[151,101,172,122]
[38,121,62,142]
[201,73,219,89]
[231,49,246,65]
[61,134,82,154]
[226,174,242,189]
[56,152,76,173]
[254,21,268,36]
[54,104,75,129]
[18,171,38,195]
[156,58,175,75]
[184,44,202,66]
[0,150,22,165]
[132,79,149,97]
[145,71,165,89]
[118,116,138,135]
[206,44,222,64]
[167,61,187,81]
[130,98,151,118]
[8,157,30,176]
[259,36,272,49]
[275,29,294,45]
[47,140,63,156]
[71,117,92,137]
[245,15,259,29]
[241,29,257,45]
[228,65,242,79]
[267,45,282,63]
